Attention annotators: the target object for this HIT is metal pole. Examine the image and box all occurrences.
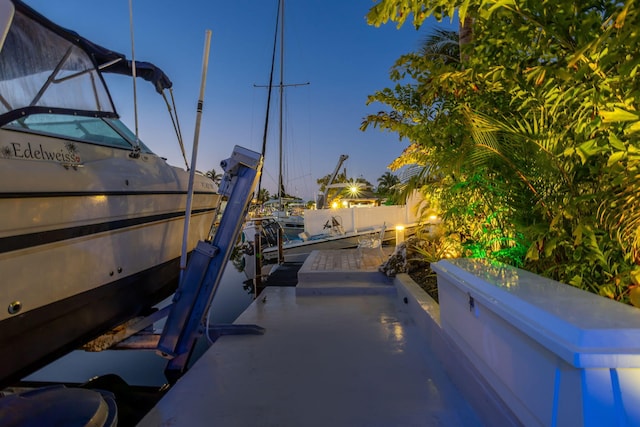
[278,227,284,264]
[254,230,262,295]
[278,0,284,211]
[180,30,213,280]
[128,0,140,151]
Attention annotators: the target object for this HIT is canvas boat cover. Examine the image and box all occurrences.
[0,0,172,125]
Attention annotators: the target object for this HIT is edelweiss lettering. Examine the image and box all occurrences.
[2,142,81,163]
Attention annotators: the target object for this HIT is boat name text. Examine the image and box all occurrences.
[2,142,81,163]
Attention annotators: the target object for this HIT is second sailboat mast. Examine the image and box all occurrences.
[278,0,285,211]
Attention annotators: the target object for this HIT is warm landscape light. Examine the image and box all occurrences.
[395,224,405,245]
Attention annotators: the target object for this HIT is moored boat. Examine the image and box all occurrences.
[240,202,420,283]
[0,0,219,387]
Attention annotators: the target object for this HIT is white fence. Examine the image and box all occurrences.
[303,194,421,236]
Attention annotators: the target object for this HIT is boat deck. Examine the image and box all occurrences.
[138,249,507,426]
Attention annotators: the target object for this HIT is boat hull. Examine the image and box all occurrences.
[0,203,217,387]
[0,131,219,387]
[0,195,216,322]
[262,228,400,262]
[0,256,180,387]
[279,222,305,240]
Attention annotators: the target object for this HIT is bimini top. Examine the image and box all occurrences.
[0,0,172,126]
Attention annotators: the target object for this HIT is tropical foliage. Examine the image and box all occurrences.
[376,171,400,198]
[363,0,640,304]
[205,168,223,186]
[256,188,271,204]
[316,171,348,193]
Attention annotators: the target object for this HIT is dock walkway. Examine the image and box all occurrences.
[139,249,499,426]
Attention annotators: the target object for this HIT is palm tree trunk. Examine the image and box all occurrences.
[459,16,474,63]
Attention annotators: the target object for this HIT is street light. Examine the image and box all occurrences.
[348,180,362,197]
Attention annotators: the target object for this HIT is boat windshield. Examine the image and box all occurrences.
[0,8,115,125]
[3,114,153,153]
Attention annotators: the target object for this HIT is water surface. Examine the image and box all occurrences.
[23,262,255,386]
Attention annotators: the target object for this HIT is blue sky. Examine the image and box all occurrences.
[24,0,450,201]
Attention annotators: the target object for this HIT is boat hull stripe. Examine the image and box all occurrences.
[0,207,216,254]
[0,190,214,198]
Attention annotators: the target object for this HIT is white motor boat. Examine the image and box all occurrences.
[0,0,219,387]
[251,198,305,239]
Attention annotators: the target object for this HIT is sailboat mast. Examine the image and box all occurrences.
[278,0,285,212]
[265,0,307,210]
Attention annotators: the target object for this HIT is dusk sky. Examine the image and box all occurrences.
[24,0,452,201]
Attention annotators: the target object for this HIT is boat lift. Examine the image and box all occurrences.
[82,145,265,384]
[158,145,264,383]
[318,154,348,209]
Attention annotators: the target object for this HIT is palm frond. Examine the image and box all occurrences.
[598,171,640,262]
[419,28,460,65]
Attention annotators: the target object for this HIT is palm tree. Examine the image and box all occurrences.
[367,1,472,64]
[458,16,474,63]
[376,172,400,195]
[420,28,460,65]
[316,171,347,193]
[257,188,270,204]
[205,168,222,186]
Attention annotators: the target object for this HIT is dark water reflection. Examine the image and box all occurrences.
[23,262,255,387]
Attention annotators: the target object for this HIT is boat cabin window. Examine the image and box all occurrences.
[4,114,152,153]
[106,118,153,153]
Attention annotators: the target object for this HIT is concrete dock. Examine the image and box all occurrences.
[138,249,518,426]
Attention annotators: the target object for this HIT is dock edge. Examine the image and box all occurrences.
[393,273,523,427]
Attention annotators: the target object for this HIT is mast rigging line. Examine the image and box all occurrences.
[255,0,281,200]
[161,89,189,170]
[128,2,185,164]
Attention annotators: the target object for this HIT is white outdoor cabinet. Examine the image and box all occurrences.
[431,258,640,427]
